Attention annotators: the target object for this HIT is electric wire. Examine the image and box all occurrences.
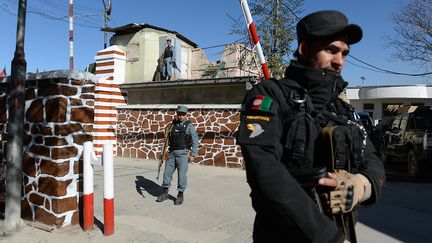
[1,0,429,77]
[1,0,104,29]
[280,1,431,77]
[345,59,389,74]
[348,55,432,76]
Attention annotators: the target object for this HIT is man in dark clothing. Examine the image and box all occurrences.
[237,10,385,243]
[161,38,174,80]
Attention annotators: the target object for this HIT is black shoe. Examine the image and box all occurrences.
[174,192,184,205]
[156,188,169,202]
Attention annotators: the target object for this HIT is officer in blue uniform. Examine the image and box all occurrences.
[157,105,199,205]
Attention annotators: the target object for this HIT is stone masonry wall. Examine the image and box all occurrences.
[117,105,244,168]
[0,70,96,227]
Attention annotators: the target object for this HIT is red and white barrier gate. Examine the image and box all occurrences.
[239,0,271,80]
[83,142,115,236]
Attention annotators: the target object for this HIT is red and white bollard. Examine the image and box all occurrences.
[83,141,97,231]
[103,143,114,236]
[239,0,271,80]
[83,142,114,236]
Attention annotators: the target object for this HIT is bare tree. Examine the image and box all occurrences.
[230,0,303,79]
[387,0,432,69]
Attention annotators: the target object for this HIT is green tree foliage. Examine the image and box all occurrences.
[230,0,303,79]
[387,0,432,69]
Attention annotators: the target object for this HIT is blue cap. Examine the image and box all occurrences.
[176,105,188,113]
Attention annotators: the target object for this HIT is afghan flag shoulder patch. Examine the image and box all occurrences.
[250,95,273,111]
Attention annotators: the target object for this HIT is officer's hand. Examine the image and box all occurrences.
[319,170,372,214]
[343,240,350,243]
[189,156,195,163]
[318,172,338,187]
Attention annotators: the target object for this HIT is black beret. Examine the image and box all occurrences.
[297,10,363,45]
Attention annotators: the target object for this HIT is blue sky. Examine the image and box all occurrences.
[1,0,430,87]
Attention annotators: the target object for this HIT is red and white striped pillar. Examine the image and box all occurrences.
[83,141,95,230]
[239,0,270,79]
[94,46,127,156]
[103,143,114,236]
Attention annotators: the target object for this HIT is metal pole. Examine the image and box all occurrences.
[103,143,114,236]
[83,142,95,231]
[101,0,111,49]
[3,0,27,233]
[103,15,107,49]
[69,0,74,70]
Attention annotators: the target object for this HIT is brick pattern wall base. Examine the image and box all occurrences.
[1,71,95,227]
[117,108,244,168]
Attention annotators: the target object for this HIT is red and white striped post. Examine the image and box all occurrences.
[83,141,95,230]
[239,0,270,80]
[103,143,114,236]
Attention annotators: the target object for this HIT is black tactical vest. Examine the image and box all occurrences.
[169,121,191,150]
[272,78,367,173]
[164,46,173,58]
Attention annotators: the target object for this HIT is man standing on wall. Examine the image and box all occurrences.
[160,38,174,81]
[157,105,199,205]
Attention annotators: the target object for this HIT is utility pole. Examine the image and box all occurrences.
[2,0,27,234]
[360,76,366,87]
[102,0,112,49]
[69,0,74,70]
[272,0,279,59]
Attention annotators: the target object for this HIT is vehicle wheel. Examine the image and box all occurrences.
[407,149,420,178]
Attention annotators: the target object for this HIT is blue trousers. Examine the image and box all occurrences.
[162,149,189,192]
[162,57,173,80]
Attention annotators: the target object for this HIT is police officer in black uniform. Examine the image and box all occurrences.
[237,10,385,243]
[157,105,199,205]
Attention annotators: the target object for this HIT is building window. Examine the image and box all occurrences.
[382,103,402,117]
[411,102,424,106]
[363,103,374,120]
[363,103,374,110]
[126,43,139,62]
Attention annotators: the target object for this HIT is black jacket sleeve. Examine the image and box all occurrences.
[336,98,385,205]
[358,136,386,205]
[237,81,345,243]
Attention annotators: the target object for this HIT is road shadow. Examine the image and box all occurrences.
[0,202,4,220]
[135,176,175,201]
[94,216,103,232]
[358,178,432,243]
[384,163,432,183]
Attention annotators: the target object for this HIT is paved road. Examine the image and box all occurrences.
[1,157,431,242]
[358,169,432,243]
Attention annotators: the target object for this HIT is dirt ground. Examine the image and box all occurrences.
[0,157,425,242]
[0,157,254,243]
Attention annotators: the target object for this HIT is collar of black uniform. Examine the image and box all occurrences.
[174,119,187,125]
[284,61,335,86]
[283,61,348,109]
